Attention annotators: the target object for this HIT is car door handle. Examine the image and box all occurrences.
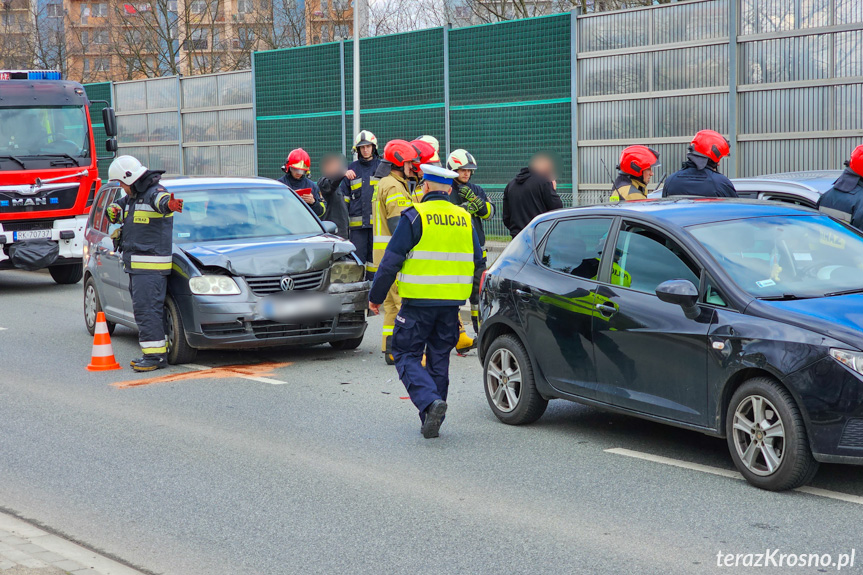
[595,302,618,316]
[515,288,532,301]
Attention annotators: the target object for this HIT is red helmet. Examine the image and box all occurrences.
[848,144,863,177]
[691,130,731,163]
[383,139,418,168]
[284,148,311,172]
[410,139,437,171]
[619,145,660,178]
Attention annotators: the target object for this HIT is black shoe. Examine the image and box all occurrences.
[421,400,447,439]
[132,355,167,372]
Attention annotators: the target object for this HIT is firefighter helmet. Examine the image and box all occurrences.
[108,155,147,185]
[848,144,863,177]
[415,135,440,163]
[284,148,311,172]
[691,130,731,163]
[383,139,418,167]
[352,130,378,155]
[618,145,660,178]
[446,149,477,171]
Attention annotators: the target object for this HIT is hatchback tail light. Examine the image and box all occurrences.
[479,270,488,293]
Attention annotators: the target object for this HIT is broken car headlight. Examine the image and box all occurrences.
[330,261,365,284]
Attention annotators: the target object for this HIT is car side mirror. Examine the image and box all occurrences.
[102,107,117,137]
[656,279,700,319]
[322,221,338,234]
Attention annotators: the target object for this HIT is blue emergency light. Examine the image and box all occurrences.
[0,70,62,80]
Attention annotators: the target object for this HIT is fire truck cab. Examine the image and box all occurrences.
[0,70,117,284]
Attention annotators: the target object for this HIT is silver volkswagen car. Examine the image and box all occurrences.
[83,177,368,364]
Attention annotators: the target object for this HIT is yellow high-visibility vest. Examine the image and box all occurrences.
[397,200,474,301]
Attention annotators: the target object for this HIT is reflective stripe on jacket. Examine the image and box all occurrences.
[609,174,648,203]
[397,200,474,301]
[112,176,174,275]
[345,157,381,228]
[371,171,422,272]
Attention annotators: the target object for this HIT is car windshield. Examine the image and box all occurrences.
[172,186,323,243]
[0,106,90,159]
[689,215,863,299]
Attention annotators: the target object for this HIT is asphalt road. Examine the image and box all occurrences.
[1,269,862,575]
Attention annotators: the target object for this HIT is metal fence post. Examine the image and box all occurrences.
[443,24,451,159]
[727,0,739,178]
[176,76,184,175]
[340,39,347,158]
[570,9,579,207]
[251,56,259,176]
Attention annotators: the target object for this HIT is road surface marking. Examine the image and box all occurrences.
[606,447,863,505]
[113,362,290,388]
[0,327,7,331]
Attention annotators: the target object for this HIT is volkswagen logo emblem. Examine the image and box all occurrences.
[280,276,295,291]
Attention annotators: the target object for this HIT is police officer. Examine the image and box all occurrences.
[447,149,493,334]
[818,144,863,228]
[372,139,421,364]
[609,145,660,202]
[344,131,380,278]
[369,164,483,438]
[106,155,184,372]
[663,130,738,198]
[278,148,325,217]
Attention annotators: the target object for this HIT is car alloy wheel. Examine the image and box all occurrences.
[731,394,785,477]
[85,283,98,331]
[487,347,522,413]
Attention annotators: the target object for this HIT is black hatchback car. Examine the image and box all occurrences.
[84,177,368,364]
[479,199,863,491]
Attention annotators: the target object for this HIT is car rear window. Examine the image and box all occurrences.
[171,186,322,243]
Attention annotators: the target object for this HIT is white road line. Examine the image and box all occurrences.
[606,447,863,505]
[0,327,7,331]
[179,363,287,385]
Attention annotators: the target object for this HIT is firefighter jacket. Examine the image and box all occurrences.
[371,170,423,272]
[345,156,381,229]
[108,171,174,275]
[609,173,648,203]
[277,172,325,217]
[450,180,494,248]
[663,155,738,198]
[817,168,863,229]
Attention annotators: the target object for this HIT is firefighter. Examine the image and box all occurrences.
[663,130,738,198]
[369,164,483,438]
[344,130,380,278]
[277,148,325,217]
[447,149,493,334]
[818,145,863,229]
[609,145,661,203]
[372,139,421,364]
[105,155,184,372]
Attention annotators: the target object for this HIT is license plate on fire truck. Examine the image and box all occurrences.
[13,230,52,241]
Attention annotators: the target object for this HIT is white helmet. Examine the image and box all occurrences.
[447,149,477,171]
[352,130,378,154]
[108,155,147,185]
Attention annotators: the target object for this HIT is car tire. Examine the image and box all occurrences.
[483,334,547,425]
[726,377,819,491]
[84,276,115,336]
[165,294,197,365]
[330,335,364,350]
[50,263,83,285]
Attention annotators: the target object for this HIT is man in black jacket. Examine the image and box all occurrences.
[818,145,863,229]
[318,153,350,239]
[663,130,738,198]
[502,152,563,238]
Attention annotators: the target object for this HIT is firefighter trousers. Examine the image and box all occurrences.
[382,282,400,352]
[129,273,168,357]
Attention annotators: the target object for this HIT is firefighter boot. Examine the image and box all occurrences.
[132,354,168,372]
[385,335,395,365]
[456,332,476,356]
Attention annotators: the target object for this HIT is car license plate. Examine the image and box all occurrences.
[13,229,52,241]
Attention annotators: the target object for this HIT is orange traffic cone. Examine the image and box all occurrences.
[87,312,121,371]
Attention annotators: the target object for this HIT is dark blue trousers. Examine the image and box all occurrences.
[349,227,374,280]
[392,304,460,421]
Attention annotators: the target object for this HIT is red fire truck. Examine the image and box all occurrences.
[0,70,117,284]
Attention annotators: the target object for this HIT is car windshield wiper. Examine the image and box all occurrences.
[44,153,81,166]
[0,155,27,169]
[757,294,809,301]
[823,288,863,297]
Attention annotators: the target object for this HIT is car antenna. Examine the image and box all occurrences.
[600,158,619,203]
[656,171,668,197]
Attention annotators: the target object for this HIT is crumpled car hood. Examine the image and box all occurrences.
[178,234,355,276]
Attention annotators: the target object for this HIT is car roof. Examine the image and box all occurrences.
[160,176,283,189]
[541,197,821,228]
[732,170,841,194]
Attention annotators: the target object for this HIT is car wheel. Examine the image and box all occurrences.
[50,263,83,284]
[726,377,819,491]
[165,294,197,365]
[84,276,115,336]
[330,335,364,350]
[484,334,547,425]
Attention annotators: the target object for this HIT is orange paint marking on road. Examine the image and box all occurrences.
[112,362,291,389]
